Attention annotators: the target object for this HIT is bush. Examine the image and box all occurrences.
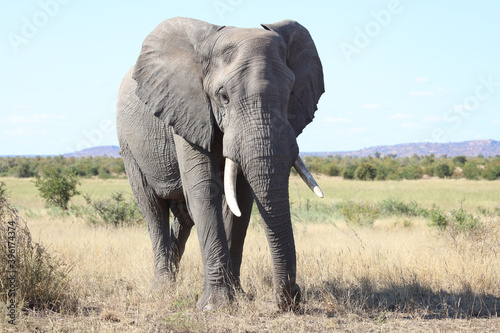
[0,181,6,204]
[34,164,80,210]
[342,164,357,180]
[17,162,33,178]
[374,164,390,180]
[462,161,480,180]
[428,205,447,229]
[321,163,340,177]
[71,192,143,227]
[97,166,111,179]
[377,198,427,218]
[0,194,76,314]
[398,165,424,180]
[354,163,377,181]
[337,200,379,227]
[482,162,500,180]
[434,163,453,178]
[448,207,482,235]
[452,155,467,166]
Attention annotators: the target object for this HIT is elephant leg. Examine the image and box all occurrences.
[121,146,176,280]
[222,175,253,292]
[173,133,234,310]
[169,199,194,270]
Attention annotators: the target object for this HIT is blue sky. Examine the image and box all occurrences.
[1,0,499,155]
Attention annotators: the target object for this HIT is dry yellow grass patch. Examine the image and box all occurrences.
[1,177,499,331]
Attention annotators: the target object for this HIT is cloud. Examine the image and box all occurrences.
[12,105,31,109]
[349,127,367,133]
[436,87,454,95]
[400,122,420,128]
[9,113,67,125]
[424,115,443,122]
[409,91,434,97]
[416,77,428,84]
[389,113,415,120]
[326,117,352,123]
[361,103,381,109]
[4,127,49,137]
[492,120,499,125]
[453,104,474,112]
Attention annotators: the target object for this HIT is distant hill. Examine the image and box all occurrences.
[302,140,500,158]
[64,145,120,158]
[62,140,499,159]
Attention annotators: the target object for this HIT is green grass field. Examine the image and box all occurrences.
[1,176,499,332]
[4,175,499,211]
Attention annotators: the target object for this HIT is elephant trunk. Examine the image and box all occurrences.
[232,108,300,309]
[243,151,300,309]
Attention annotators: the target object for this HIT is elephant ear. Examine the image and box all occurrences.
[133,17,220,151]
[261,20,324,137]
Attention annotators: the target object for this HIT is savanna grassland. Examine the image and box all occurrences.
[1,176,500,332]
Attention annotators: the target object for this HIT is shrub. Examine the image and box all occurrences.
[448,208,482,235]
[377,198,427,218]
[321,163,340,177]
[17,162,33,178]
[452,155,467,166]
[0,196,76,314]
[422,165,434,177]
[71,192,143,227]
[374,164,390,180]
[341,164,357,180]
[0,181,6,204]
[477,205,500,217]
[462,161,480,180]
[427,203,483,236]
[482,162,500,180]
[398,165,424,180]
[34,164,80,210]
[428,205,447,229]
[97,166,111,179]
[354,163,377,181]
[337,200,379,227]
[434,163,452,178]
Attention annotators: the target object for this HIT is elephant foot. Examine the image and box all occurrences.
[232,281,254,302]
[149,271,177,293]
[277,283,301,312]
[196,284,234,311]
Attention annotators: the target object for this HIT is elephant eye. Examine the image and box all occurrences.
[218,87,230,106]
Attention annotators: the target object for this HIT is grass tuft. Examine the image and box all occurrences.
[0,187,77,317]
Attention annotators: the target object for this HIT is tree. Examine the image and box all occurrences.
[452,155,467,166]
[483,162,500,181]
[434,163,452,179]
[34,164,80,210]
[17,162,33,178]
[462,161,480,180]
[354,163,377,181]
[342,164,357,180]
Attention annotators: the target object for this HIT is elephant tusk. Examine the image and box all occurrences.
[293,157,324,198]
[224,158,242,217]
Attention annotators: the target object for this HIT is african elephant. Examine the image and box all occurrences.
[116,17,324,311]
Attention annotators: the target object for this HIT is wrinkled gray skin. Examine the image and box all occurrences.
[116,17,324,311]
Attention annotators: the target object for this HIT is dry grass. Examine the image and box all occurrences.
[1,177,499,332]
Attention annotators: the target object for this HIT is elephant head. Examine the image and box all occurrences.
[132,17,324,309]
